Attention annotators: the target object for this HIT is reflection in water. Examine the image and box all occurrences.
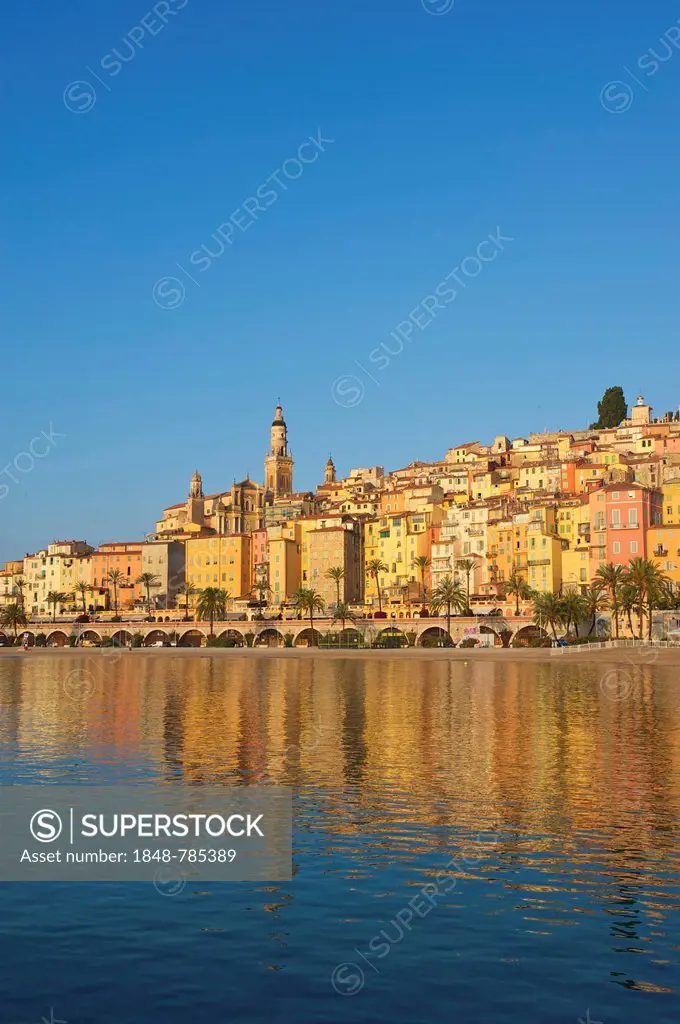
[0,654,679,1022]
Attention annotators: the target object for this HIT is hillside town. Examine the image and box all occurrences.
[2,392,680,634]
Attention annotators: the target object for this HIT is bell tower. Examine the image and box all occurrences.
[324,454,336,484]
[186,469,205,527]
[264,403,293,498]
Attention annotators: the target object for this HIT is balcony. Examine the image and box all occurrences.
[654,547,668,557]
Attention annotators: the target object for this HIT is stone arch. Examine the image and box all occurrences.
[20,631,36,646]
[112,630,133,647]
[216,628,245,647]
[178,629,204,648]
[479,624,503,647]
[47,630,68,648]
[294,628,322,648]
[80,630,102,646]
[511,624,550,648]
[376,627,408,648]
[0,631,8,645]
[256,628,285,648]
[334,627,363,648]
[418,626,453,648]
[144,630,170,647]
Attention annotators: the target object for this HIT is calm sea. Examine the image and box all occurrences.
[0,652,679,1024]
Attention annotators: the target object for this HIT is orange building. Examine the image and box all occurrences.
[90,543,144,611]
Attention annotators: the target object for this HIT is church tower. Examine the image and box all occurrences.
[264,403,293,498]
[324,454,336,484]
[186,469,205,527]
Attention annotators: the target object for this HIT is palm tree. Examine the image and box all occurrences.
[429,576,466,645]
[532,591,565,640]
[455,557,478,614]
[325,566,345,606]
[46,590,65,623]
[504,570,532,616]
[196,587,229,636]
[626,559,671,640]
[292,587,325,646]
[73,580,90,615]
[413,555,431,603]
[561,591,587,638]
[331,601,356,643]
[106,568,124,616]
[178,581,198,621]
[582,583,609,636]
[594,563,625,639]
[1,602,28,640]
[12,576,26,612]
[619,583,637,638]
[366,558,388,613]
[624,558,659,640]
[136,572,161,615]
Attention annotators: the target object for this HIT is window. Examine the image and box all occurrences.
[612,492,620,501]
[613,542,620,554]
[630,541,638,554]
[628,509,638,526]
[612,509,620,526]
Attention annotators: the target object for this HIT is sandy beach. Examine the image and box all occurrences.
[2,646,679,665]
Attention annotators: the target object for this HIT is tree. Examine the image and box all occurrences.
[624,558,671,639]
[413,555,431,603]
[178,582,198,621]
[624,558,655,639]
[619,583,637,638]
[594,562,625,639]
[12,577,26,612]
[561,591,587,637]
[582,583,609,636]
[532,591,565,640]
[46,591,65,623]
[136,572,161,615]
[196,587,229,636]
[504,571,533,616]
[455,557,478,614]
[73,581,90,615]
[1,603,28,639]
[591,386,627,429]
[325,566,345,606]
[292,587,325,646]
[429,576,466,645]
[106,569,124,616]
[331,601,356,641]
[366,558,388,614]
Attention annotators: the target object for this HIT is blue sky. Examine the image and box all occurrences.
[1,0,679,560]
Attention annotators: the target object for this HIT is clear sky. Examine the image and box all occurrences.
[1,0,679,561]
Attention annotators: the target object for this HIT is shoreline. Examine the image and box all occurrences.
[2,646,680,664]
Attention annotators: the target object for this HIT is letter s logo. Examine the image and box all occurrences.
[30,809,63,842]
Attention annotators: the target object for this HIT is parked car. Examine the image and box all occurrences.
[552,638,568,647]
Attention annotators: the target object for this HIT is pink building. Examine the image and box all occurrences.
[250,528,269,589]
[589,483,662,574]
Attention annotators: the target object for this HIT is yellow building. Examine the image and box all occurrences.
[558,497,591,593]
[267,522,301,607]
[647,525,680,589]
[662,482,680,525]
[186,534,251,601]
[0,560,25,608]
[364,512,431,608]
[22,542,93,616]
[526,506,563,593]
